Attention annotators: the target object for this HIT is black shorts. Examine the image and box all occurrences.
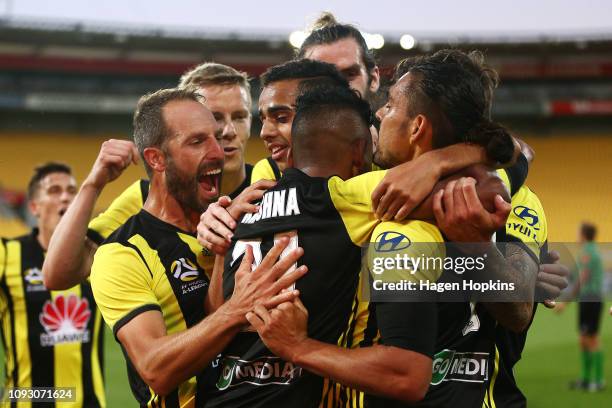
[579,301,603,335]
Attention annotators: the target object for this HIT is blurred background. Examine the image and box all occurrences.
[0,1,610,406]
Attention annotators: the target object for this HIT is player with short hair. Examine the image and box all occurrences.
[43,61,256,290]
[250,58,349,180]
[0,162,106,407]
[90,87,306,407]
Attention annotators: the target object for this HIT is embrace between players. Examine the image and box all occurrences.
[41,14,570,408]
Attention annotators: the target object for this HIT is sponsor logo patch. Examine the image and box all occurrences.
[374,231,411,252]
[24,268,46,292]
[39,294,91,346]
[216,355,302,390]
[431,349,489,385]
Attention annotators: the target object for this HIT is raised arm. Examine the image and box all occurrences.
[43,139,139,289]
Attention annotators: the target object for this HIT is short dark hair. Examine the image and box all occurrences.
[393,49,513,165]
[133,87,204,176]
[581,222,597,241]
[179,62,251,106]
[27,162,72,200]
[291,83,372,165]
[260,58,348,89]
[297,12,377,78]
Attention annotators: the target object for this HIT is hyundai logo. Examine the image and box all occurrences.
[513,206,539,229]
[374,231,411,252]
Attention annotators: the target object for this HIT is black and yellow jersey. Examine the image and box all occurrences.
[91,210,215,408]
[483,185,548,408]
[206,168,392,408]
[250,158,281,184]
[335,165,530,408]
[229,164,254,200]
[0,229,105,407]
[87,179,150,246]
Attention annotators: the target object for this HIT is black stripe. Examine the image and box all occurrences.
[505,153,528,196]
[80,283,101,408]
[113,304,161,339]
[124,242,154,278]
[17,235,54,407]
[86,228,106,246]
[359,303,378,347]
[140,179,150,203]
[164,389,180,408]
[267,157,282,180]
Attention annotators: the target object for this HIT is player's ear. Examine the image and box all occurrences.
[410,114,429,145]
[28,199,40,218]
[351,138,368,176]
[143,147,166,173]
[369,66,380,94]
[286,146,294,168]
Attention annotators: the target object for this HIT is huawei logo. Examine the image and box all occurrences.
[39,294,91,346]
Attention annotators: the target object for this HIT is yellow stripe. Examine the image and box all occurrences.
[487,345,501,408]
[0,287,15,391]
[178,378,197,407]
[91,308,106,407]
[5,240,32,408]
[52,287,83,408]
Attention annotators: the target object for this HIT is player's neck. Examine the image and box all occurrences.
[36,226,52,251]
[143,178,200,233]
[220,164,246,196]
[298,164,351,180]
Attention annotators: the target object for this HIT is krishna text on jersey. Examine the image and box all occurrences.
[91,210,215,408]
[0,230,105,408]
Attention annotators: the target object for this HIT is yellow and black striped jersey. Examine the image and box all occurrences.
[483,185,548,408]
[0,230,105,408]
[87,179,149,245]
[207,168,391,408]
[335,165,531,408]
[250,157,282,184]
[91,210,216,408]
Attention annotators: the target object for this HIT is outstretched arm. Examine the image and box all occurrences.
[43,139,139,289]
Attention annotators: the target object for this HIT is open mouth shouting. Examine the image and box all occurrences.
[198,167,222,199]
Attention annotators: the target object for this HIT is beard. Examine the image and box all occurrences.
[165,154,218,215]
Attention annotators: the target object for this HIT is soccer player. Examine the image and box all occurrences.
[205,77,515,407]
[90,88,306,407]
[0,163,105,407]
[43,62,258,290]
[250,59,349,181]
[561,222,605,392]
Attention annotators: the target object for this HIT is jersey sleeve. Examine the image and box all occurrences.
[497,153,528,197]
[327,170,387,246]
[90,241,160,337]
[87,180,146,245]
[250,158,279,184]
[367,220,445,284]
[368,220,443,357]
[375,302,437,358]
[500,186,548,263]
